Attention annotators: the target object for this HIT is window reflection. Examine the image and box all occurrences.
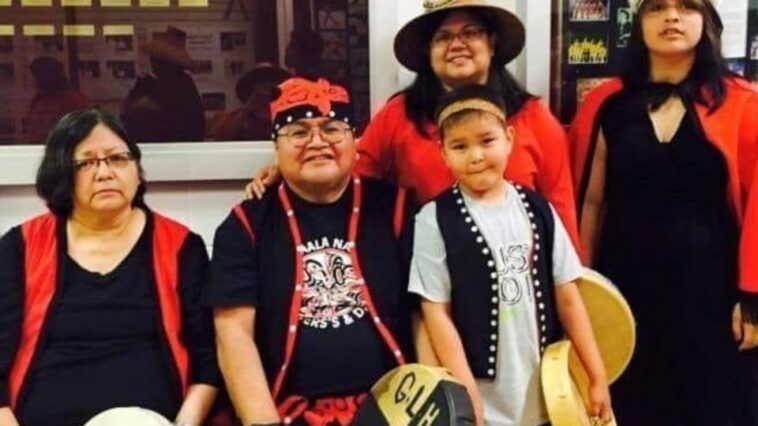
[0,0,370,144]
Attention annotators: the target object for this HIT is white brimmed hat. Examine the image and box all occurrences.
[393,0,525,72]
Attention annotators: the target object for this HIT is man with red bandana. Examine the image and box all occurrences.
[206,78,415,426]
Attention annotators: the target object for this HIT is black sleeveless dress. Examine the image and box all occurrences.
[595,91,756,426]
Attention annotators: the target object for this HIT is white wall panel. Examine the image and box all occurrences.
[0,180,246,252]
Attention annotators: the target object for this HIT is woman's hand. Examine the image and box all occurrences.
[587,380,612,425]
[732,303,758,351]
[245,163,280,199]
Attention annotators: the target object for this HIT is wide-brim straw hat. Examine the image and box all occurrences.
[83,407,174,426]
[139,26,193,69]
[394,0,525,72]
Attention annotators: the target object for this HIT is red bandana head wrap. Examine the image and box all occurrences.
[269,77,353,138]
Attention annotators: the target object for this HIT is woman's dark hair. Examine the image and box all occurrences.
[397,8,534,137]
[36,108,147,216]
[435,84,506,139]
[623,0,733,112]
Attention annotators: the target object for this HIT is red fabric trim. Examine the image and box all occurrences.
[277,394,366,426]
[741,162,758,293]
[271,178,405,401]
[690,80,757,222]
[392,188,407,239]
[270,78,350,120]
[233,204,255,241]
[272,184,310,400]
[277,395,309,424]
[568,78,624,193]
[346,179,406,368]
[10,213,58,409]
[152,213,190,395]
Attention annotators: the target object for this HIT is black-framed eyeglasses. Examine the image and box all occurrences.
[275,121,353,148]
[73,151,135,173]
[430,26,488,48]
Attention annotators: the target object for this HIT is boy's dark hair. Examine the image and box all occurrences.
[623,0,733,112]
[396,7,534,138]
[435,84,506,140]
[36,108,147,216]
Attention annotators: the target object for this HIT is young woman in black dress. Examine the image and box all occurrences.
[572,0,758,424]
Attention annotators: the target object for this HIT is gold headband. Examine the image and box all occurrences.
[437,99,505,127]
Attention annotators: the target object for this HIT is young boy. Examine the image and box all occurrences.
[409,85,611,426]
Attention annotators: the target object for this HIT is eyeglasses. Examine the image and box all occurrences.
[430,26,488,48]
[73,151,135,173]
[275,121,353,148]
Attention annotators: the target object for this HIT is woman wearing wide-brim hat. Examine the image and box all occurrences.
[392,0,524,73]
[248,1,579,252]
[356,0,580,248]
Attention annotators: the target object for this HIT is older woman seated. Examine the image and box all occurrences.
[0,109,219,426]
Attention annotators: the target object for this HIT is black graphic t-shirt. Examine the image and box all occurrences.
[208,179,415,399]
[286,187,390,397]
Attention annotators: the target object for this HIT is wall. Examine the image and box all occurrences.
[0,0,550,250]
[0,180,247,250]
[0,143,275,250]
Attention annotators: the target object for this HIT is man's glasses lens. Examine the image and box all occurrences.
[431,26,486,47]
[278,121,351,147]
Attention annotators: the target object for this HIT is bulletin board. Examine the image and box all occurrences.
[551,0,758,123]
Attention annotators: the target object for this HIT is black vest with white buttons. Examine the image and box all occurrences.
[435,184,563,380]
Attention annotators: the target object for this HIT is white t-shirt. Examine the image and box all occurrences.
[408,183,583,426]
